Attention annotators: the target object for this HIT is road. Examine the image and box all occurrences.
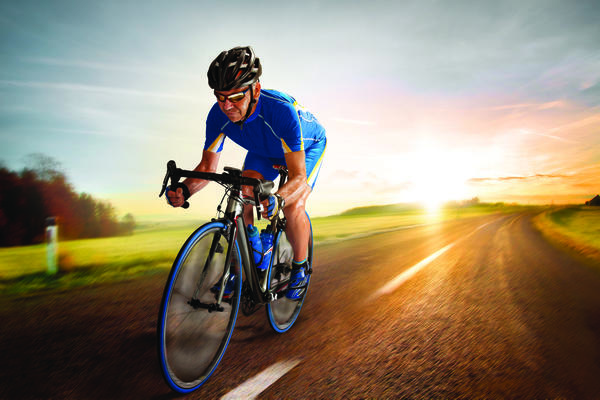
[1,212,600,399]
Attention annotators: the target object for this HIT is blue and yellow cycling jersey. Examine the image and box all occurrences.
[204,89,327,157]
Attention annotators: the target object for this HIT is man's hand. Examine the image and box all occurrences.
[261,194,285,219]
[166,183,191,208]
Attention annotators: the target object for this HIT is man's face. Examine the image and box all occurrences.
[215,82,260,123]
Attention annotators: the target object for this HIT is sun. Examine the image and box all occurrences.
[401,140,473,211]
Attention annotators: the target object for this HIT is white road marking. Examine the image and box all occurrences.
[221,359,302,400]
[370,243,455,300]
[369,219,498,301]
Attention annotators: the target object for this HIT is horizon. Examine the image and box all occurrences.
[1,1,599,218]
[127,196,598,224]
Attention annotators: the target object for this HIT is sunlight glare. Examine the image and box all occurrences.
[402,138,473,212]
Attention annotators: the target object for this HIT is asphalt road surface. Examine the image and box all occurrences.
[2,212,600,399]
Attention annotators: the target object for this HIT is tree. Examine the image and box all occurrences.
[120,213,136,235]
[23,153,64,182]
[0,154,135,246]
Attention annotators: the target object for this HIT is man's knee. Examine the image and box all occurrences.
[283,192,309,219]
[283,199,304,218]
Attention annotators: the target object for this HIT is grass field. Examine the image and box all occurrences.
[535,206,600,260]
[0,203,533,294]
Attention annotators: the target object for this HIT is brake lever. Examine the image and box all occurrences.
[159,160,189,208]
[159,160,175,198]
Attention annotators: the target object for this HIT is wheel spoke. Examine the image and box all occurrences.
[158,224,241,392]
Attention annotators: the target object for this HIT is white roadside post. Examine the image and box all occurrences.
[46,217,58,275]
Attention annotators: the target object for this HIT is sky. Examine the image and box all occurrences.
[1,0,599,218]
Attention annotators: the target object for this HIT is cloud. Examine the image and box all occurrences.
[549,114,600,134]
[19,56,197,80]
[375,182,412,195]
[468,174,567,184]
[517,129,579,144]
[488,101,568,111]
[329,117,375,126]
[42,127,166,141]
[0,80,197,101]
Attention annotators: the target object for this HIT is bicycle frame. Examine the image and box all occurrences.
[161,161,288,308]
[221,178,288,306]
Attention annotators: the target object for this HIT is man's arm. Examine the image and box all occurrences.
[278,150,311,207]
[184,150,221,195]
[166,150,220,207]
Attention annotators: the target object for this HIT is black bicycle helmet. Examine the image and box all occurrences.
[208,46,262,91]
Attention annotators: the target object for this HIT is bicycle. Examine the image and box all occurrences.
[156,160,313,393]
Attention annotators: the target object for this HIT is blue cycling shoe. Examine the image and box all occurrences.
[286,267,308,300]
[211,275,236,299]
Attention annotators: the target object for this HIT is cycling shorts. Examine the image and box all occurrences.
[243,139,326,189]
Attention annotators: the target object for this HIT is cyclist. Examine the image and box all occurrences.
[166,46,326,300]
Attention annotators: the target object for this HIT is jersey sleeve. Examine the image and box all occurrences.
[275,102,304,154]
[204,104,227,153]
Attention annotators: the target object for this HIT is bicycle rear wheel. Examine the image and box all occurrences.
[157,221,241,393]
[265,214,313,333]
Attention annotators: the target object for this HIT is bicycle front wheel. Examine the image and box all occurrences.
[266,214,313,333]
[157,221,242,393]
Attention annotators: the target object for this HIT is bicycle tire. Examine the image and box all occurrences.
[265,213,313,333]
[157,221,242,393]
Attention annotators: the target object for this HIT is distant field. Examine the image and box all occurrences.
[0,203,534,293]
[310,202,529,242]
[535,206,600,261]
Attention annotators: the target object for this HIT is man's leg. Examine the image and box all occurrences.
[283,193,310,264]
[285,140,325,265]
[283,141,325,300]
[283,194,311,300]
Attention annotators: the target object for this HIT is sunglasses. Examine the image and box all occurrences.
[214,87,250,103]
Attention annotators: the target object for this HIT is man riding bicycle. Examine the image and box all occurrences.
[166,46,326,300]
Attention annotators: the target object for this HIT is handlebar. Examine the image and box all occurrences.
[159,160,275,212]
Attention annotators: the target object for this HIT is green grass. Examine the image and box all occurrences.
[0,203,529,294]
[0,220,198,279]
[0,220,199,294]
[544,206,600,251]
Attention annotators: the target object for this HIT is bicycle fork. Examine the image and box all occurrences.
[188,225,235,313]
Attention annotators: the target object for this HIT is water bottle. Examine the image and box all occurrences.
[259,229,275,270]
[247,225,263,267]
